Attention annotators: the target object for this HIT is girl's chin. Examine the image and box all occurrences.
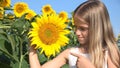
[79,41,85,44]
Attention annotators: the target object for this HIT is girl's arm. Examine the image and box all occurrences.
[29,46,69,68]
[42,49,69,68]
[29,46,41,68]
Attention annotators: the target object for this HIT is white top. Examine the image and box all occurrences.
[68,48,108,68]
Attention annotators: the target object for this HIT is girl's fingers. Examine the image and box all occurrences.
[70,51,81,58]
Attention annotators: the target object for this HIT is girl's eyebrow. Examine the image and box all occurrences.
[74,25,88,28]
[79,26,88,28]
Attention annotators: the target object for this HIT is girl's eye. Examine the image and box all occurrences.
[73,25,88,32]
[78,27,86,31]
[75,27,88,32]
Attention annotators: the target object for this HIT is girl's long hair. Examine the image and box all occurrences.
[73,0,120,68]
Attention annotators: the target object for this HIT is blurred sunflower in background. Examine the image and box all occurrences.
[28,5,70,58]
[42,4,55,15]
[59,11,68,22]
[0,0,11,7]
[0,7,4,19]
[13,2,29,17]
[25,9,37,20]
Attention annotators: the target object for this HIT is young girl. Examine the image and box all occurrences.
[29,0,120,68]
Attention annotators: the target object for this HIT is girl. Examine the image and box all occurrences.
[29,0,120,68]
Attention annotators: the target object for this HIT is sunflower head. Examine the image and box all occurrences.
[0,0,11,7]
[13,2,29,17]
[0,7,4,19]
[0,12,3,19]
[59,11,68,22]
[42,4,55,15]
[25,10,36,20]
[28,13,70,58]
[0,7,4,11]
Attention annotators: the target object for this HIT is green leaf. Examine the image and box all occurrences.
[62,64,69,68]
[0,62,11,68]
[0,24,11,29]
[21,58,29,68]
[11,57,29,68]
[7,34,16,53]
[38,53,48,64]
[0,34,9,42]
[0,29,6,34]
[0,21,2,24]
[10,61,19,68]
[0,52,11,68]
[0,39,18,62]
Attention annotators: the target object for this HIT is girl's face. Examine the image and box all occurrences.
[74,22,89,45]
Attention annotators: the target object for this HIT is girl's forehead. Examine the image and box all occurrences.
[74,23,89,27]
[74,18,89,27]
[74,16,88,25]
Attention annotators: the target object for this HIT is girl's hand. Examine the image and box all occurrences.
[28,38,37,53]
[70,52,95,68]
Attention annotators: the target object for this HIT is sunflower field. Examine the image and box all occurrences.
[0,0,120,68]
[0,0,78,68]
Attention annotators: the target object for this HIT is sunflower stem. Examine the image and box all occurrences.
[18,37,23,68]
[19,55,23,68]
[7,34,15,55]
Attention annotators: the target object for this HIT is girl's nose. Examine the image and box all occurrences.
[75,29,82,37]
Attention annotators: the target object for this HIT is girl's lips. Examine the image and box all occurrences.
[77,36,84,39]
[78,37,84,40]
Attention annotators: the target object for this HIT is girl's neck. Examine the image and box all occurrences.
[79,44,88,54]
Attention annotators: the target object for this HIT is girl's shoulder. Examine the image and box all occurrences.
[62,47,79,53]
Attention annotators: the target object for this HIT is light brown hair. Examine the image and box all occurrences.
[73,0,120,68]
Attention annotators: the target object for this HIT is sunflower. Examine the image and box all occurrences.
[66,19,70,23]
[28,13,70,58]
[0,7,4,19]
[0,7,4,12]
[0,12,3,19]
[59,11,68,22]
[0,0,11,7]
[42,4,54,15]
[25,10,36,20]
[13,2,29,17]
